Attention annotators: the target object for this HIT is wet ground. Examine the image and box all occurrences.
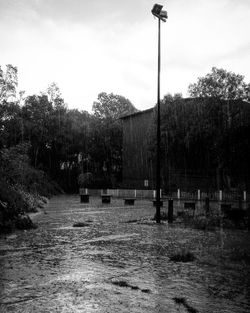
[0,195,250,313]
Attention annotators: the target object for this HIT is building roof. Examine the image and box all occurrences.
[120,97,248,120]
[120,108,154,120]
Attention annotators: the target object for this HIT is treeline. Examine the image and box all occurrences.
[158,97,250,191]
[1,64,250,231]
[147,67,250,192]
[0,65,137,231]
[0,66,137,190]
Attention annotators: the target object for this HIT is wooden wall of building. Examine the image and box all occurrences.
[121,98,250,192]
[121,109,155,189]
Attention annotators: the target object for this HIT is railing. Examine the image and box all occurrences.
[167,189,249,202]
[80,188,155,199]
[107,189,155,199]
[79,188,249,202]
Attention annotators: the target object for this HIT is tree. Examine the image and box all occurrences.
[46,82,62,104]
[46,82,66,109]
[0,102,22,148]
[90,92,138,186]
[92,92,138,119]
[0,64,18,103]
[22,95,54,169]
[0,65,24,149]
[163,93,183,102]
[188,67,250,101]
[157,97,250,191]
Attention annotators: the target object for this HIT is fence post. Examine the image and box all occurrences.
[177,189,181,200]
[198,189,201,201]
[160,188,162,198]
[134,189,137,198]
[243,191,246,202]
[219,190,223,201]
[168,199,173,223]
[205,197,210,216]
[153,190,156,199]
[238,196,242,210]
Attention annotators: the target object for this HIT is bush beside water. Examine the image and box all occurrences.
[0,180,44,233]
[0,143,60,234]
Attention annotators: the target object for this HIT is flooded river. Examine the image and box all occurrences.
[0,195,250,312]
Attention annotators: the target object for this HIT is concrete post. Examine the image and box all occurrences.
[243,191,246,202]
[219,190,223,201]
[177,189,180,199]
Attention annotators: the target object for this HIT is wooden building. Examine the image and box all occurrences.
[121,108,155,189]
[121,98,250,192]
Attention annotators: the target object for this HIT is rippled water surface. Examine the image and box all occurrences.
[0,195,250,312]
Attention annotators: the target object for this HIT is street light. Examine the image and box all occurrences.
[151,4,167,223]
[151,4,168,21]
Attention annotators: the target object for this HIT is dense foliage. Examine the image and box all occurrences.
[0,65,137,231]
[153,96,250,191]
[188,67,250,101]
[146,69,250,192]
[0,65,137,193]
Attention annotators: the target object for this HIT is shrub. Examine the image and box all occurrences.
[0,143,61,233]
[0,143,60,198]
[78,172,93,188]
[0,178,28,215]
[15,214,37,230]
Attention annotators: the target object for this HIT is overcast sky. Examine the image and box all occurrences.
[1,0,250,112]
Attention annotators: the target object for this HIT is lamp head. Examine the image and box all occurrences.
[151,4,168,21]
[160,10,168,19]
[151,4,163,16]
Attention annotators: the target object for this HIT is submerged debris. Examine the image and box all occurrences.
[173,297,198,313]
[111,280,150,293]
[112,280,131,288]
[169,249,195,262]
[73,222,90,227]
[122,219,138,224]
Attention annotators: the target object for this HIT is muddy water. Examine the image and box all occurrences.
[0,195,250,313]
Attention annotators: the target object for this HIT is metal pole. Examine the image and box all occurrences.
[155,17,161,223]
[168,199,173,223]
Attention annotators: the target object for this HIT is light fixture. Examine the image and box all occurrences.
[151,4,168,22]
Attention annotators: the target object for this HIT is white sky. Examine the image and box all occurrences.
[1,0,250,112]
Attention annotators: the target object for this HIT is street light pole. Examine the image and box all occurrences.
[151,4,167,223]
[156,17,161,223]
